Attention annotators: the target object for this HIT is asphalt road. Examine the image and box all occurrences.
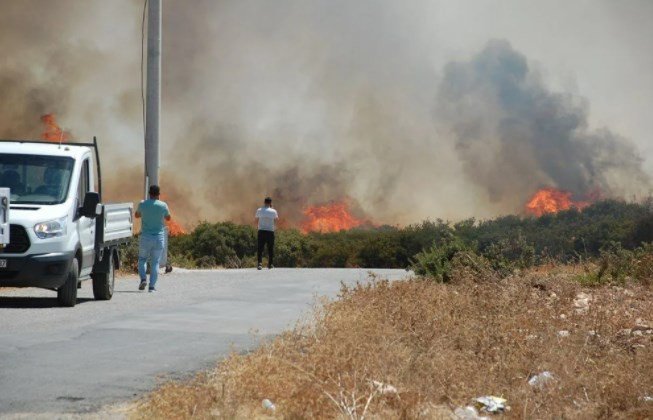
[0,268,409,418]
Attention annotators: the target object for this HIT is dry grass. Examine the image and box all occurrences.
[134,268,653,419]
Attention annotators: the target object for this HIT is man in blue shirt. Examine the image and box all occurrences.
[135,185,171,292]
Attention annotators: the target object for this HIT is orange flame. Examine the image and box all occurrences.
[525,188,590,216]
[40,113,69,142]
[166,219,186,236]
[301,202,366,233]
[158,194,186,236]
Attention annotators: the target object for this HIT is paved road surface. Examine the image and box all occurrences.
[0,268,409,418]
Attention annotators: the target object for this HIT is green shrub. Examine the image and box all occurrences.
[410,234,472,282]
[196,255,218,268]
[357,233,406,268]
[632,251,653,286]
[275,229,314,267]
[574,271,603,286]
[573,242,653,286]
[181,222,256,266]
[633,214,653,246]
[309,235,359,267]
[596,241,635,284]
[482,234,535,276]
[119,235,140,272]
[119,200,653,272]
[167,251,198,269]
[401,220,455,259]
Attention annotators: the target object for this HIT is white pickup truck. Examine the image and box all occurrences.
[0,138,133,306]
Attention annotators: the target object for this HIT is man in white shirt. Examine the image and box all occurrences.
[255,197,279,270]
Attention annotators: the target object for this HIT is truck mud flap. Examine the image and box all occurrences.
[92,247,119,273]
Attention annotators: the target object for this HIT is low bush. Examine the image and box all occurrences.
[119,200,653,273]
[308,235,359,268]
[482,234,535,276]
[119,235,140,273]
[410,233,472,282]
[572,242,653,286]
[357,232,406,268]
[274,229,314,267]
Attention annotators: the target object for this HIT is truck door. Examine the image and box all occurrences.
[77,158,95,277]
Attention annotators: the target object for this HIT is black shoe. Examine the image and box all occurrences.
[257,264,262,270]
[139,280,147,290]
[268,264,274,269]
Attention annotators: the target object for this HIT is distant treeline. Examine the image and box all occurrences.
[121,199,653,271]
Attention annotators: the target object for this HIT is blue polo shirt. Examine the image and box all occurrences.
[138,199,170,235]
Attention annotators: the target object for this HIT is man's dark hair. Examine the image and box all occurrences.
[149,185,161,196]
[264,197,272,204]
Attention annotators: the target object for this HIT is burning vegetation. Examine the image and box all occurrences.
[40,113,69,143]
[30,113,640,233]
[35,115,187,237]
[3,37,650,228]
[0,3,651,227]
[438,40,650,217]
[300,202,367,233]
[525,187,592,217]
[165,219,186,236]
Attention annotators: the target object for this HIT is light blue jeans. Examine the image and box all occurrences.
[138,232,165,289]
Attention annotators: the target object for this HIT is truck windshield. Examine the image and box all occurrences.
[0,154,74,205]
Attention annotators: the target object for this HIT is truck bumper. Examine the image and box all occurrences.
[0,252,74,289]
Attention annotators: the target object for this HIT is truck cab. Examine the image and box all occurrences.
[0,139,133,306]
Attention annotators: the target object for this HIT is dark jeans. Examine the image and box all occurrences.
[257,230,275,266]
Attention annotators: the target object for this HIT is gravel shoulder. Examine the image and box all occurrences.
[0,268,409,418]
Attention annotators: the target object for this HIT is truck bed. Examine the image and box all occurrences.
[98,202,133,246]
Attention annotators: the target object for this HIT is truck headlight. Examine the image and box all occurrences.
[34,217,67,239]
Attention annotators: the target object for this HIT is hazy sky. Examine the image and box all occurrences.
[0,0,651,225]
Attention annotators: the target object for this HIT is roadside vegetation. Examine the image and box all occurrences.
[135,268,653,419]
[122,199,653,279]
[133,200,653,419]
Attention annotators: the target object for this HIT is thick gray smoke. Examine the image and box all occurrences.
[436,40,650,209]
[147,0,444,226]
[0,1,650,227]
[0,2,74,139]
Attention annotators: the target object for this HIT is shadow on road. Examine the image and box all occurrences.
[0,296,95,308]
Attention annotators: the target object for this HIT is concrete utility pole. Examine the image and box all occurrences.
[144,0,162,192]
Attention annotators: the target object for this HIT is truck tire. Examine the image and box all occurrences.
[57,258,79,307]
[92,251,114,300]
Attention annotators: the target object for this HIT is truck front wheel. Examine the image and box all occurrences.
[57,258,79,307]
[92,251,114,300]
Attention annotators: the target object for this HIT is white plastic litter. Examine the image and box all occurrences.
[370,380,398,395]
[528,371,554,387]
[558,330,570,337]
[262,399,276,411]
[573,292,591,313]
[475,396,508,413]
[454,405,489,420]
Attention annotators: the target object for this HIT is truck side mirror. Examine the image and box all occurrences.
[81,192,100,218]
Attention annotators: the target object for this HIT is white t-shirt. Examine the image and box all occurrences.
[256,207,279,231]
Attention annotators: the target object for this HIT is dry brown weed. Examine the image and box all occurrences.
[135,270,653,419]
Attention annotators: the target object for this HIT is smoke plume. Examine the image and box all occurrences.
[437,40,650,209]
[0,1,650,227]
